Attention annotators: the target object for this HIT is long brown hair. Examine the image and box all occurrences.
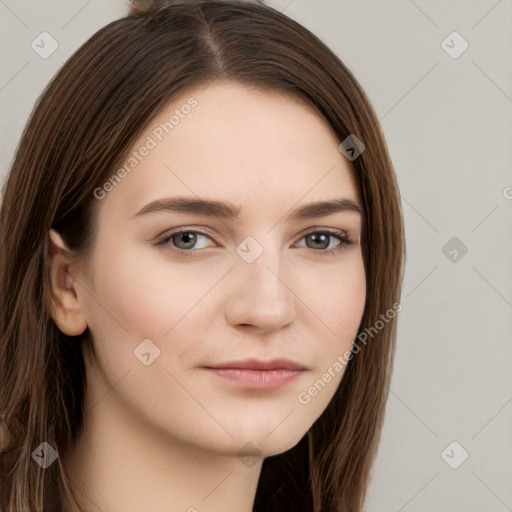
[0,1,405,510]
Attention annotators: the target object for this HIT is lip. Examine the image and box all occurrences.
[206,358,307,371]
[203,358,307,390]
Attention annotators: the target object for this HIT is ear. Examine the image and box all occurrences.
[47,228,88,336]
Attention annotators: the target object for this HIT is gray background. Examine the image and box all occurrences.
[1,0,511,510]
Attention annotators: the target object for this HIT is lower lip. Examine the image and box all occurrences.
[206,368,304,390]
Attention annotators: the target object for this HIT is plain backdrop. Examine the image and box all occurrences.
[1,1,511,511]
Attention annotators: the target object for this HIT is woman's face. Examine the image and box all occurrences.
[73,81,366,458]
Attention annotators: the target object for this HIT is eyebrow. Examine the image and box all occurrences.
[131,196,362,222]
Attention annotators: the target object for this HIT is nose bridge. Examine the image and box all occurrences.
[225,233,296,331]
[246,239,285,294]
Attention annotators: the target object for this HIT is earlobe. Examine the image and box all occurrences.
[47,228,88,336]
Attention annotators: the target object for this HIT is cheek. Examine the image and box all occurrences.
[303,255,366,340]
[289,258,366,429]
[82,246,227,371]
[88,247,209,333]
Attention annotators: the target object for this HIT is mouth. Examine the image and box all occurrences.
[202,358,307,390]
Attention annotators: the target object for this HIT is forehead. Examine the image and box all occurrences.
[97,80,360,223]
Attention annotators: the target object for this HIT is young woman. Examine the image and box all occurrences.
[0,1,405,511]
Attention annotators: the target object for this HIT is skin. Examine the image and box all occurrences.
[48,80,366,512]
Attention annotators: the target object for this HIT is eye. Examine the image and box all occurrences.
[293,230,353,254]
[157,229,214,252]
[154,227,354,258]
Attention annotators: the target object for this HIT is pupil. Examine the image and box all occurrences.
[309,233,328,249]
[177,232,196,248]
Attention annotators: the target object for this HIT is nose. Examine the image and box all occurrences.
[224,244,297,334]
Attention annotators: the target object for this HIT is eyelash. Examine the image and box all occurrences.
[154,227,354,258]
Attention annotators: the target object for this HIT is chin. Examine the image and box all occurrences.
[224,419,310,459]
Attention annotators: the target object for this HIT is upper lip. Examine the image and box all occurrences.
[204,358,307,371]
